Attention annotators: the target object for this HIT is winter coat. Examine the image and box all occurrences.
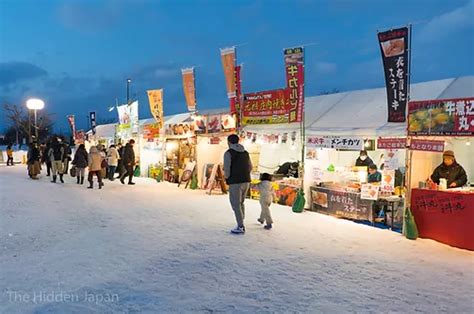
[368,171,382,183]
[431,161,468,188]
[122,143,136,166]
[88,147,102,171]
[72,148,89,168]
[255,180,276,204]
[27,146,40,164]
[355,156,374,168]
[6,148,13,157]
[107,147,120,167]
[223,143,252,184]
[48,143,64,162]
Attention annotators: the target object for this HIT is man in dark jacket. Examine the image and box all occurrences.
[48,138,65,183]
[120,139,136,185]
[223,134,252,234]
[430,150,467,188]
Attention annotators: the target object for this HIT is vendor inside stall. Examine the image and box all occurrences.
[355,150,374,168]
[367,164,382,183]
[428,150,468,188]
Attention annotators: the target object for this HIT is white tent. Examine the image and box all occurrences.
[244,76,474,136]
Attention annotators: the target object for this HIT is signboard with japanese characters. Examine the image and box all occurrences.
[242,89,290,125]
[381,169,395,193]
[378,27,410,122]
[377,137,406,149]
[361,183,380,200]
[408,98,474,136]
[284,47,304,123]
[409,139,445,152]
[310,187,373,221]
[307,136,364,150]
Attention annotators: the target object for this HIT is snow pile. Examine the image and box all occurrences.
[0,166,473,313]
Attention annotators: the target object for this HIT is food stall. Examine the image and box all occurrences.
[407,97,474,250]
[138,118,163,179]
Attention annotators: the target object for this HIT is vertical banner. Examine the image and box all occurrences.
[129,100,139,133]
[182,68,196,112]
[89,111,96,135]
[147,89,164,129]
[230,65,242,127]
[284,47,304,123]
[220,47,236,98]
[67,115,76,140]
[378,27,410,122]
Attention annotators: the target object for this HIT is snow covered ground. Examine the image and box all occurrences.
[1,165,473,313]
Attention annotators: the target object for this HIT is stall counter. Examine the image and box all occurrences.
[411,188,474,251]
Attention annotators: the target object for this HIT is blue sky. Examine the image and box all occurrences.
[1,0,473,132]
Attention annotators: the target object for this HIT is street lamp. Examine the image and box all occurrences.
[26,98,45,142]
[126,78,132,104]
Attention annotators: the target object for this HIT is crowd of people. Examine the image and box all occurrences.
[23,137,137,189]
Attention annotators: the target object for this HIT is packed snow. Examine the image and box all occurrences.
[0,165,473,313]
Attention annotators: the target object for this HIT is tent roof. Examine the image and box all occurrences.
[245,76,474,136]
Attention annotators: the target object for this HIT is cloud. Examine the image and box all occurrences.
[314,61,338,75]
[418,0,474,43]
[0,62,48,87]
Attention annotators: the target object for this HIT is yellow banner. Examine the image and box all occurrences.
[220,47,236,98]
[147,89,164,129]
[181,68,196,112]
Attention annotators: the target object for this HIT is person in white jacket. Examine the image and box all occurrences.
[254,173,276,230]
[106,145,120,181]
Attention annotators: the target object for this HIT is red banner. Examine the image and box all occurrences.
[284,47,304,123]
[377,137,406,149]
[242,89,290,125]
[409,139,444,152]
[230,65,242,114]
[182,68,196,112]
[221,47,236,98]
[408,98,474,136]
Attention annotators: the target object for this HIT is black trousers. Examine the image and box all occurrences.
[88,170,103,184]
[7,156,14,165]
[121,165,134,183]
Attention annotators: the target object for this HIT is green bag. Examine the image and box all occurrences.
[292,189,305,213]
[134,165,140,177]
[190,173,198,189]
[404,207,419,240]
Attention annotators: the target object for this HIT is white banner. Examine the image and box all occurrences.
[130,101,139,133]
[307,136,364,150]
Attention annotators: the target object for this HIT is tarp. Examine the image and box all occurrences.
[244,76,474,136]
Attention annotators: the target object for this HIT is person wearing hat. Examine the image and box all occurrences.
[367,164,382,183]
[430,150,467,188]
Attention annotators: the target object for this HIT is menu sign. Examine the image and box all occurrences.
[242,89,290,125]
[408,98,474,136]
[307,136,363,150]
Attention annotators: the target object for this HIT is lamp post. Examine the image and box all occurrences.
[26,98,45,142]
[126,78,132,104]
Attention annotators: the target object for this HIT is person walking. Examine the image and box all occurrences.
[254,173,276,230]
[27,142,41,179]
[223,134,252,234]
[48,137,65,183]
[72,144,88,184]
[116,143,124,179]
[87,146,103,189]
[6,144,14,166]
[107,145,120,181]
[42,141,52,176]
[120,139,136,185]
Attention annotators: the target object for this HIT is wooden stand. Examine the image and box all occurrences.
[207,164,227,195]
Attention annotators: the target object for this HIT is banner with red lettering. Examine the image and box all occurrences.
[242,89,290,125]
[378,27,410,122]
[377,137,406,149]
[408,98,474,136]
[284,47,304,123]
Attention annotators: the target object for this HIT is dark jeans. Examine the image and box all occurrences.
[121,165,134,183]
[46,162,52,176]
[7,156,14,166]
[117,161,125,178]
[108,166,117,180]
[88,170,103,184]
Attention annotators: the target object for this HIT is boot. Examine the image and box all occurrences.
[59,174,64,183]
[87,181,93,189]
[80,176,84,185]
[52,175,57,183]
[76,176,80,184]
[99,181,104,189]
